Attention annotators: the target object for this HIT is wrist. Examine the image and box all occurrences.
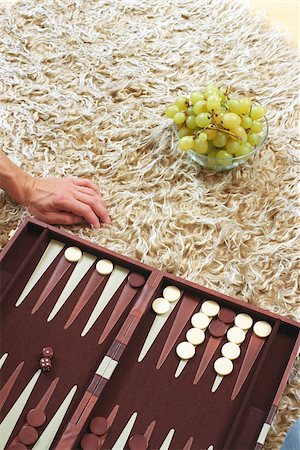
[0,165,33,206]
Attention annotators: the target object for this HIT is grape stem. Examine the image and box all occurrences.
[199,124,241,141]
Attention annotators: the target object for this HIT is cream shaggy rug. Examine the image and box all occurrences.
[0,0,299,447]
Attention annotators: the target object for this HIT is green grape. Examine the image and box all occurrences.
[193,100,206,115]
[251,120,263,133]
[178,136,195,151]
[178,127,194,139]
[194,138,208,154]
[165,104,179,118]
[196,112,211,128]
[219,86,229,101]
[247,133,261,146]
[239,97,252,115]
[186,115,197,129]
[173,112,186,125]
[198,132,208,142]
[205,128,217,140]
[231,126,247,142]
[241,116,253,129]
[187,106,195,116]
[207,95,221,112]
[227,98,241,114]
[204,84,219,99]
[190,91,204,104]
[222,112,241,129]
[250,106,266,120]
[235,143,253,158]
[207,150,218,168]
[175,96,189,111]
[226,139,241,155]
[213,132,227,148]
[213,111,224,125]
[207,141,216,152]
[216,150,233,166]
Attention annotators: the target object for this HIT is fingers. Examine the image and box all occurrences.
[59,196,110,228]
[75,192,111,225]
[77,185,103,199]
[32,210,83,226]
[71,178,100,195]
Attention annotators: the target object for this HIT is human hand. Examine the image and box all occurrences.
[22,176,111,228]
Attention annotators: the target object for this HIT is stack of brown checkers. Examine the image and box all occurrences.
[128,434,148,450]
[152,285,181,315]
[80,416,110,450]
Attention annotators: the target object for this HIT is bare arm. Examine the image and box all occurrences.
[0,150,111,228]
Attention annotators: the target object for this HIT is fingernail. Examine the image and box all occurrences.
[95,222,100,229]
[105,217,111,224]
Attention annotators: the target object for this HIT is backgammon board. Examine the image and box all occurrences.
[0,218,299,450]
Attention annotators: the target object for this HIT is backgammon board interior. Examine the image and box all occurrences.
[0,218,299,450]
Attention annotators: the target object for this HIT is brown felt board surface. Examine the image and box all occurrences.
[0,224,153,447]
[75,278,299,450]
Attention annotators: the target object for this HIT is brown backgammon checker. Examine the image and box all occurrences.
[80,433,99,450]
[128,434,148,450]
[89,416,109,436]
[7,444,28,450]
[26,408,47,427]
[0,218,299,450]
[18,425,38,446]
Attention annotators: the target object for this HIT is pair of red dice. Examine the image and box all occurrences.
[39,347,54,371]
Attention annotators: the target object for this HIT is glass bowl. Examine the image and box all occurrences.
[184,115,268,172]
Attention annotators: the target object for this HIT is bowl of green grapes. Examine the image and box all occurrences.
[165,85,268,171]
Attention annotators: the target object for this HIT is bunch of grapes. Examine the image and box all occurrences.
[165,85,266,167]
